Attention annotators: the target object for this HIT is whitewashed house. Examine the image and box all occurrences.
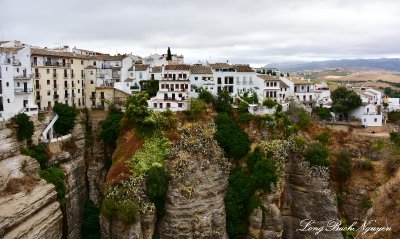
[189,64,215,94]
[386,98,400,112]
[143,53,184,67]
[291,77,317,108]
[148,64,191,111]
[348,87,383,127]
[0,42,37,120]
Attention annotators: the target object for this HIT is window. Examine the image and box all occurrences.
[236,77,240,84]
[81,60,84,65]
[93,61,96,66]
[7,99,10,103]
[90,71,93,75]
[130,73,133,77]
[47,69,50,74]
[374,118,377,122]
[195,77,198,81]
[47,91,51,96]
[91,80,94,84]
[6,82,9,87]
[153,103,157,108]
[71,59,73,64]
[249,77,253,85]
[139,72,143,79]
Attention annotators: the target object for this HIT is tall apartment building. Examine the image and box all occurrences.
[0,41,37,120]
[31,48,89,110]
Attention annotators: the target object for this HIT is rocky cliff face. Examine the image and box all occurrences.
[0,122,63,239]
[159,123,230,238]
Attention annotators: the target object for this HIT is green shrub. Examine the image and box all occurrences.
[187,98,206,119]
[237,113,253,124]
[390,131,400,146]
[53,103,78,135]
[40,167,67,207]
[146,165,170,217]
[100,105,123,149]
[336,150,352,181]
[198,89,214,104]
[316,107,331,120]
[296,108,312,131]
[214,90,232,113]
[247,148,278,192]
[125,93,150,124]
[360,160,373,171]
[262,98,277,108]
[238,101,249,113]
[304,142,330,167]
[22,143,49,169]
[388,111,400,123]
[81,200,101,239]
[215,112,250,159]
[316,131,330,145]
[14,113,34,142]
[139,80,159,97]
[101,198,139,224]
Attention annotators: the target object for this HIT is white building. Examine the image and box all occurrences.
[148,64,191,111]
[0,43,37,120]
[348,87,383,127]
[314,82,332,107]
[143,53,184,67]
[291,77,317,108]
[386,98,400,112]
[189,64,215,94]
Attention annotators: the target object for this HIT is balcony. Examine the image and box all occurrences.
[44,62,71,67]
[53,95,60,100]
[52,73,58,79]
[81,74,85,79]
[14,73,33,80]
[64,93,70,98]
[72,93,76,98]
[14,88,33,94]
[63,74,69,79]
[90,95,96,100]
[4,58,21,65]
[35,85,41,90]
[64,84,69,88]
[36,96,42,102]
[34,73,41,79]
[53,84,59,89]
[96,73,105,78]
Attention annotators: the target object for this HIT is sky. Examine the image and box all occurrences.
[1,0,400,66]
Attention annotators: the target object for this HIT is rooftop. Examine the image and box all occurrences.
[190,65,213,74]
[128,64,150,71]
[233,64,254,72]
[257,74,279,81]
[164,64,191,71]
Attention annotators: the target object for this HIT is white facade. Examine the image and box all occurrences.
[386,98,400,112]
[148,80,190,111]
[143,53,184,67]
[0,45,37,120]
[349,103,383,127]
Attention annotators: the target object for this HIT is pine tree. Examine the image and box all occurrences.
[166,47,172,60]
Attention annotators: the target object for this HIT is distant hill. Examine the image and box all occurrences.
[265,58,400,72]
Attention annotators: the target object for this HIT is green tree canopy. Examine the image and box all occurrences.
[100,105,123,149]
[331,87,362,115]
[53,103,78,135]
[125,93,150,123]
[214,89,232,113]
[14,113,34,143]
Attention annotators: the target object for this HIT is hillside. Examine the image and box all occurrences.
[266,58,400,72]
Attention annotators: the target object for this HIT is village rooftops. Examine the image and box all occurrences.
[257,74,279,81]
[209,63,232,69]
[290,78,314,85]
[0,41,10,46]
[31,48,91,59]
[233,64,254,72]
[150,66,162,73]
[190,65,213,74]
[128,64,150,71]
[164,64,191,71]
[280,81,289,88]
[90,54,126,61]
[0,47,23,54]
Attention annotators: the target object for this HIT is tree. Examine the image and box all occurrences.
[53,103,78,135]
[139,80,159,97]
[81,200,101,239]
[146,165,170,217]
[14,113,34,143]
[187,98,206,119]
[198,89,214,104]
[100,105,123,150]
[335,150,352,182]
[331,87,362,116]
[125,93,150,124]
[304,142,330,167]
[316,107,331,120]
[166,47,172,61]
[214,89,232,113]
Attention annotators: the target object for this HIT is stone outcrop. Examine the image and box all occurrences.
[0,124,63,239]
[159,123,230,238]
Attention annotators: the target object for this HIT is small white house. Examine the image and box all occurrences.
[349,103,383,127]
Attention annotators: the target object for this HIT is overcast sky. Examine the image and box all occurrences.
[1,0,399,66]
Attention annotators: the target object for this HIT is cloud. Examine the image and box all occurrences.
[1,0,399,66]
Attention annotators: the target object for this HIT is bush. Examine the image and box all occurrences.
[296,108,312,131]
[262,98,277,108]
[198,89,214,104]
[238,101,249,113]
[139,80,159,97]
[247,148,278,192]
[225,170,254,239]
[336,150,352,181]
[125,93,150,124]
[187,98,206,120]
[146,165,170,217]
[101,197,139,224]
[316,107,331,120]
[14,113,34,142]
[214,90,232,113]
[316,131,330,145]
[81,200,101,239]
[22,143,49,169]
[215,112,250,158]
[100,105,123,149]
[390,131,400,146]
[388,111,400,123]
[237,113,253,124]
[304,142,330,167]
[40,167,67,207]
[53,103,78,135]
[360,160,373,171]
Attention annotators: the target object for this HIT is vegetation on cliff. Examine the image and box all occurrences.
[53,103,78,135]
[13,113,34,143]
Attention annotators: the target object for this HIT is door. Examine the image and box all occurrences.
[24,82,28,92]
